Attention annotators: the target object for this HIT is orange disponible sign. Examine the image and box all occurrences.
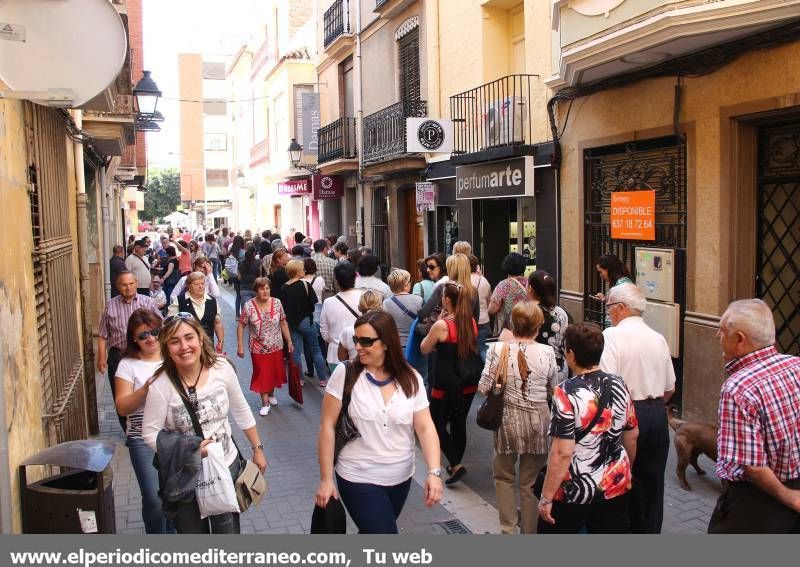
[610,190,655,240]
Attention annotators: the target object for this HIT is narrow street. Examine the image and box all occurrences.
[97,283,722,535]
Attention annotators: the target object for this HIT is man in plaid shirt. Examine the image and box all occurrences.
[312,239,337,298]
[708,298,800,533]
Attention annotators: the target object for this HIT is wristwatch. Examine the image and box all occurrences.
[427,468,443,478]
[251,443,264,451]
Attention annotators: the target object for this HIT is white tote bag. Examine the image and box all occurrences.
[196,442,240,518]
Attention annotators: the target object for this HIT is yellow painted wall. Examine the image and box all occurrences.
[555,41,800,317]
[0,98,49,532]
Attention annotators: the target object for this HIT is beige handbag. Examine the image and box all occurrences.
[235,458,267,512]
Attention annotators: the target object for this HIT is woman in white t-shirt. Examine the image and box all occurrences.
[315,311,443,534]
[142,313,266,534]
[114,308,172,534]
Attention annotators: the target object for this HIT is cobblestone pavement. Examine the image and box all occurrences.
[96,283,721,535]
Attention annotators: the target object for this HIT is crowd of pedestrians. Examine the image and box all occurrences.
[101,227,799,535]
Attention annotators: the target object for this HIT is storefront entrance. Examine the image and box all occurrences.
[473,197,536,287]
[757,121,800,354]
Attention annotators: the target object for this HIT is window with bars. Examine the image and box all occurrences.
[398,27,420,103]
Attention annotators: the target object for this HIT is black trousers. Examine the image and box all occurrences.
[430,393,475,468]
[708,479,800,534]
[630,398,669,533]
[107,347,127,432]
[538,493,630,534]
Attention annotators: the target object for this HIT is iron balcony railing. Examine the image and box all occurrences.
[450,74,538,156]
[362,99,427,164]
[318,117,358,164]
[324,0,351,48]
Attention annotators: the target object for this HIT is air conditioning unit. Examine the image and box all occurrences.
[483,96,527,148]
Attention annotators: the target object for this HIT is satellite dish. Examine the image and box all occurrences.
[0,0,127,107]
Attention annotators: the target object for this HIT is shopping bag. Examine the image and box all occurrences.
[196,442,240,518]
[288,359,304,405]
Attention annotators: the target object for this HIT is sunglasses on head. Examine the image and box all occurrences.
[163,312,195,327]
[352,335,381,347]
[136,328,162,341]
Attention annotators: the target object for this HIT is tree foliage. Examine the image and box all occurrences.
[142,168,181,222]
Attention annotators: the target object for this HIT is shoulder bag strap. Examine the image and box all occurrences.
[390,296,417,320]
[574,376,613,443]
[172,380,204,438]
[341,361,358,412]
[335,294,360,319]
[494,343,510,387]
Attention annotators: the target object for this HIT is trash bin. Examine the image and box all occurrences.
[19,439,116,534]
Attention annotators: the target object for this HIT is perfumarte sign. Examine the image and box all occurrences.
[455,157,534,200]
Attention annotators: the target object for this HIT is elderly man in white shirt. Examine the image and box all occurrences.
[320,263,363,373]
[600,283,675,534]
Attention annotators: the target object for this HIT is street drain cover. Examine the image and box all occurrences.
[438,519,471,534]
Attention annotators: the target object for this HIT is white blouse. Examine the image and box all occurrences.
[325,364,429,486]
[142,358,256,466]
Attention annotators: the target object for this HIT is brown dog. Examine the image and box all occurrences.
[667,406,719,491]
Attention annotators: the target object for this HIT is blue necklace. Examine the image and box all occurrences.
[365,371,394,387]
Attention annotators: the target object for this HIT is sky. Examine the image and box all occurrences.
[142,0,264,169]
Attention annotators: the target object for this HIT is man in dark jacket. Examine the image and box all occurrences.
[109,245,127,297]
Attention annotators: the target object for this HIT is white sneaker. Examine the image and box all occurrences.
[268,396,278,406]
[259,405,270,416]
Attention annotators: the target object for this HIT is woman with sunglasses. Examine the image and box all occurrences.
[114,308,173,534]
[316,311,443,533]
[143,313,266,533]
[420,281,480,485]
[412,253,445,302]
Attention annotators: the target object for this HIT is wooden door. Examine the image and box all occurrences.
[404,189,424,272]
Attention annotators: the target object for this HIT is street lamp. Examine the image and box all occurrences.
[133,70,162,118]
[286,138,319,174]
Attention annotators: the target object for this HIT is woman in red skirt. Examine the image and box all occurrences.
[236,277,294,416]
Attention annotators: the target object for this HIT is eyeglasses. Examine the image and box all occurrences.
[136,328,162,341]
[605,302,622,309]
[426,264,438,270]
[352,335,381,347]
[163,312,195,327]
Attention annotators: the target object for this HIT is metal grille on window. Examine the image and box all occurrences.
[757,123,800,355]
[24,102,88,445]
[371,187,390,266]
[398,27,420,103]
[583,136,687,326]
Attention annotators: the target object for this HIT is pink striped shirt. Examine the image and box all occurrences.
[98,294,162,350]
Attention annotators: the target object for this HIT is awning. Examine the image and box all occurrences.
[163,211,189,223]
[207,207,233,219]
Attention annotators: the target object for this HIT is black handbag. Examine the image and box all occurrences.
[476,343,510,430]
[333,361,361,463]
[533,375,612,499]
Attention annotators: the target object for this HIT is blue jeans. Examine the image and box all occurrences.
[239,289,256,315]
[209,257,220,280]
[336,474,412,534]
[126,436,174,534]
[477,323,491,362]
[291,317,329,381]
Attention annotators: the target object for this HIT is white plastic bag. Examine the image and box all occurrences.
[196,442,239,518]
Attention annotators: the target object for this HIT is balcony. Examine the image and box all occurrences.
[324,0,353,52]
[249,139,270,168]
[318,117,357,166]
[362,100,427,165]
[450,75,537,164]
[374,0,416,20]
[547,0,800,88]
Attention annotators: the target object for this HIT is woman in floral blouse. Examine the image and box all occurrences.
[237,277,293,416]
[537,322,639,533]
[488,253,529,333]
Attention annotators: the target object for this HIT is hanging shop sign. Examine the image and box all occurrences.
[415,182,436,212]
[312,174,344,200]
[610,190,656,240]
[407,118,454,154]
[277,179,312,196]
[301,93,320,159]
[455,156,534,200]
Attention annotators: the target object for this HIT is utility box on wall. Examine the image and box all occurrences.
[635,247,681,358]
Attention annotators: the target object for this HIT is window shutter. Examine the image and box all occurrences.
[398,28,420,102]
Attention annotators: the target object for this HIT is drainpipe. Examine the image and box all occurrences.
[100,160,112,300]
[72,110,99,435]
[355,0,365,247]
[0,342,13,533]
